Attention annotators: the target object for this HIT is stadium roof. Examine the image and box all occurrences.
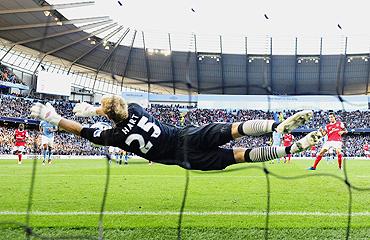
[0,0,369,95]
[48,0,370,53]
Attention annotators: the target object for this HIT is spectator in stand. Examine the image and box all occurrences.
[0,93,369,157]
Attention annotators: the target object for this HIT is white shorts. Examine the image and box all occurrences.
[108,146,120,154]
[13,146,25,153]
[322,141,342,151]
[364,151,370,155]
[41,135,54,147]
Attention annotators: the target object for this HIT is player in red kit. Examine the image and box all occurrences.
[308,113,347,170]
[13,123,28,164]
[283,133,294,163]
[363,143,370,159]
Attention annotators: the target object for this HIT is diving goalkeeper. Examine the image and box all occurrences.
[30,95,322,171]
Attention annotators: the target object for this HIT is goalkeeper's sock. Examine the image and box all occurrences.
[313,155,323,168]
[238,120,277,136]
[244,146,287,162]
[338,154,343,169]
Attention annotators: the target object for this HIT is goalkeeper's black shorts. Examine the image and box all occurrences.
[175,123,236,171]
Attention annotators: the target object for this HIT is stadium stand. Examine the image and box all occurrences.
[0,93,369,157]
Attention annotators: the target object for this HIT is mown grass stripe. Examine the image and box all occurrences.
[0,211,369,216]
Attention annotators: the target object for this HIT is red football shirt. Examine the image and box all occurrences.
[364,144,369,151]
[283,134,293,146]
[15,129,28,146]
[325,121,345,141]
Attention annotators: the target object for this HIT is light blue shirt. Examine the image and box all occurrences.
[272,132,282,146]
[40,121,56,138]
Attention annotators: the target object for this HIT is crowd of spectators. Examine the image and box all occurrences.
[149,106,370,129]
[0,94,108,125]
[343,135,370,157]
[186,109,370,129]
[0,94,369,157]
[0,64,25,85]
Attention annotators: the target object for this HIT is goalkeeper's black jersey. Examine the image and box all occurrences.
[80,103,180,164]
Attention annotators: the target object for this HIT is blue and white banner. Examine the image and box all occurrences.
[197,95,368,111]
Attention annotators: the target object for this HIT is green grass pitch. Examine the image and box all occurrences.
[0,158,369,239]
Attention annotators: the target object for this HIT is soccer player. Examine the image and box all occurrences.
[40,120,57,165]
[308,112,348,170]
[120,150,129,165]
[13,123,28,164]
[270,131,282,164]
[283,133,294,163]
[30,96,322,171]
[116,149,123,165]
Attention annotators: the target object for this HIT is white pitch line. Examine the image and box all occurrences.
[0,174,369,178]
[0,174,267,178]
[0,211,369,216]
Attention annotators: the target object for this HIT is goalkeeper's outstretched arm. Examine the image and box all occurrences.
[30,102,113,146]
[58,118,84,136]
[59,102,107,135]
[30,102,85,136]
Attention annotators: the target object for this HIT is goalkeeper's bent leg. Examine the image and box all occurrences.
[244,147,289,163]
[233,131,322,163]
[233,147,290,163]
[232,120,278,138]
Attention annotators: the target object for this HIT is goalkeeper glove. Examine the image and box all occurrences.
[30,102,62,126]
[73,102,98,117]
